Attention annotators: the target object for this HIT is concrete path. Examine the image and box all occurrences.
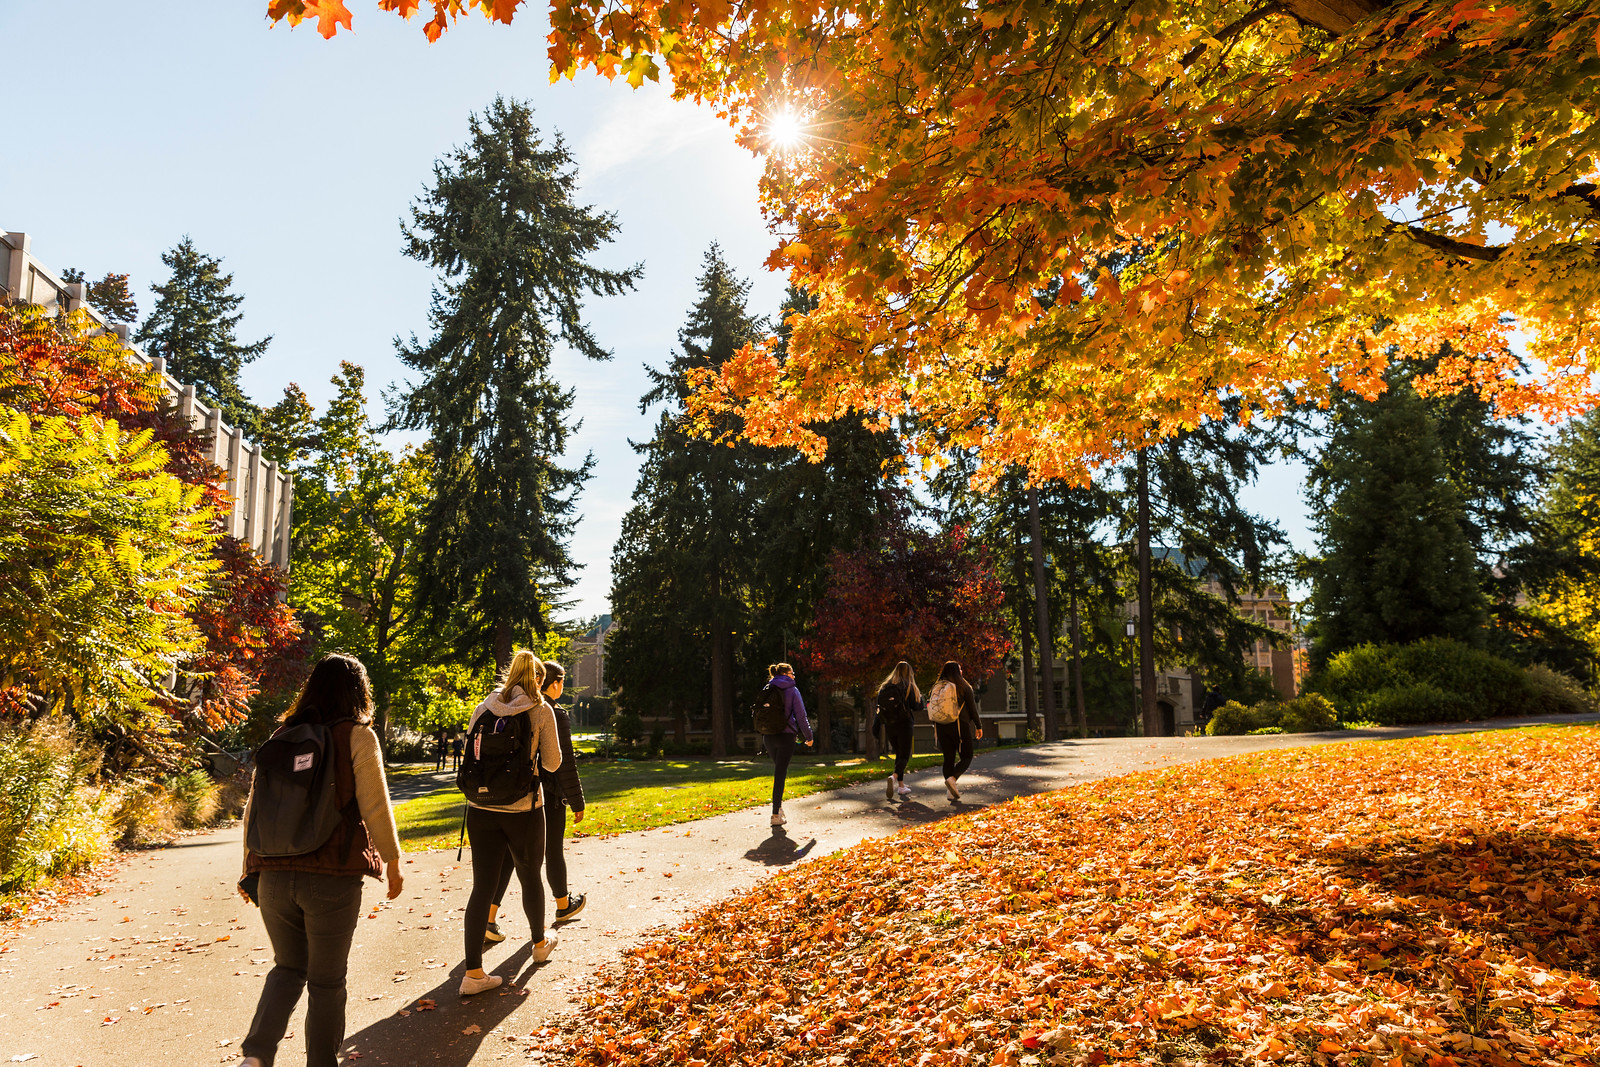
[2,715,1593,1067]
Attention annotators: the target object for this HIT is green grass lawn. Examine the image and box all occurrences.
[388,752,951,850]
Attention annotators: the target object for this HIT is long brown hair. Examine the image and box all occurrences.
[279,653,374,725]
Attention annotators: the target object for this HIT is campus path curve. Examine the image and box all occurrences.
[4,713,1595,1067]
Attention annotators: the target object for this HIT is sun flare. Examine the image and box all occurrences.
[767,110,805,150]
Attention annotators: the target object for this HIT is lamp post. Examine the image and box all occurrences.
[1125,619,1140,736]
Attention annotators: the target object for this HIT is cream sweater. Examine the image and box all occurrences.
[464,687,562,813]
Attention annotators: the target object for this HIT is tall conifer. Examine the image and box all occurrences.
[390,97,639,668]
[1305,381,1485,662]
[135,238,270,431]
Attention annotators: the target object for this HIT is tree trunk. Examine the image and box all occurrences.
[863,683,880,759]
[494,618,514,672]
[1028,486,1059,741]
[813,679,827,754]
[710,628,732,759]
[673,699,687,745]
[853,688,867,755]
[1136,450,1161,736]
[1019,604,1039,739]
[816,685,833,754]
[1069,585,1088,738]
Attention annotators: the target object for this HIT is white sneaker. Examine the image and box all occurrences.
[459,972,503,996]
[896,780,912,796]
[771,807,787,826]
[885,775,896,800]
[533,934,558,962]
[945,776,960,801]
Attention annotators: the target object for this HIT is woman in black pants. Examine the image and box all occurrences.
[484,662,587,942]
[761,663,813,827]
[930,660,983,801]
[875,661,920,800]
[458,651,563,995]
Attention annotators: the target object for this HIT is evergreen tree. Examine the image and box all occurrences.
[1521,410,1600,682]
[135,238,270,431]
[391,97,640,669]
[1305,380,1486,663]
[609,246,765,757]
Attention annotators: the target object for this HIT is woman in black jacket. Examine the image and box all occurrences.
[875,661,920,800]
[929,660,982,801]
[484,663,587,943]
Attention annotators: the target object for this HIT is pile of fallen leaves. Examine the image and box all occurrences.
[554,727,1600,1066]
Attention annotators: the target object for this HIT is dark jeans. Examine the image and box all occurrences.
[465,805,545,969]
[491,796,570,905]
[242,870,365,1067]
[765,732,796,813]
[936,718,975,780]
[884,717,914,778]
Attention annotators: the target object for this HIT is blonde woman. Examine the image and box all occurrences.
[875,661,921,800]
[457,650,562,994]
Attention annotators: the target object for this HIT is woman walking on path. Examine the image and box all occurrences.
[875,661,921,801]
[236,653,405,1067]
[458,651,563,996]
[761,663,812,827]
[484,662,587,943]
[927,660,983,802]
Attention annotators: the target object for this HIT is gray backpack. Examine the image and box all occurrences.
[245,719,347,857]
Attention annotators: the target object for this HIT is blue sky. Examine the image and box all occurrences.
[0,0,1313,617]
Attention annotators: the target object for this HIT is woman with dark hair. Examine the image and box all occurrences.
[483,661,587,942]
[760,662,812,827]
[236,653,404,1067]
[925,660,983,801]
[875,661,921,800]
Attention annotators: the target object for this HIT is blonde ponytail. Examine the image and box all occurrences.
[502,650,545,699]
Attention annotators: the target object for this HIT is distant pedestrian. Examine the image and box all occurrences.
[485,662,587,943]
[926,660,982,801]
[433,729,447,771]
[457,650,563,996]
[235,653,404,1067]
[451,732,464,772]
[753,663,812,827]
[876,661,921,801]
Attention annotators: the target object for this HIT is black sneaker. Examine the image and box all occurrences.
[483,920,506,944]
[555,893,586,922]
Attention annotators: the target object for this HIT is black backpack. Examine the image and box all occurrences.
[752,684,787,735]
[456,710,535,806]
[877,683,911,725]
[245,718,350,858]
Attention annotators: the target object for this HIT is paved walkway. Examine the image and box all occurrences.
[2,715,1593,1067]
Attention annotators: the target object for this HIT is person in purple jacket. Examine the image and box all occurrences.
[761,663,813,827]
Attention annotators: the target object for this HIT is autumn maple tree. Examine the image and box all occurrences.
[803,515,1012,706]
[271,0,1600,481]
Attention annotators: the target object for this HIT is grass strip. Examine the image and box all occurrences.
[390,751,953,849]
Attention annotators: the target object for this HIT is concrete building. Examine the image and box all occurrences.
[2,231,293,568]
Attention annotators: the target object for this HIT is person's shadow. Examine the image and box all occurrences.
[340,942,539,1066]
[743,828,817,866]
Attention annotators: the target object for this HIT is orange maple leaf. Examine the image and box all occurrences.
[304,0,353,37]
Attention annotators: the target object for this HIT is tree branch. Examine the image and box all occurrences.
[1276,0,1382,34]
[1401,224,1506,262]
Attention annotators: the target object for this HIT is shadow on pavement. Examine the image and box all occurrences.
[341,943,536,1067]
[743,829,817,866]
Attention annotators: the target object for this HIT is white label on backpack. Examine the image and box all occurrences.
[293,752,314,772]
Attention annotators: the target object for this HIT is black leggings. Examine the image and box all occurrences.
[464,805,545,969]
[936,718,975,780]
[884,717,914,779]
[491,797,569,905]
[765,732,796,813]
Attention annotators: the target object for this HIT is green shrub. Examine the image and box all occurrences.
[1523,664,1593,716]
[1357,683,1475,725]
[1206,700,1277,735]
[112,780,184,845]
[611,705,644,745]
[1247,726,1284,735]
[1306,638,1591,725]
[0,718,114,893]
[163,769,220,829]
[1278,693,1339,733]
